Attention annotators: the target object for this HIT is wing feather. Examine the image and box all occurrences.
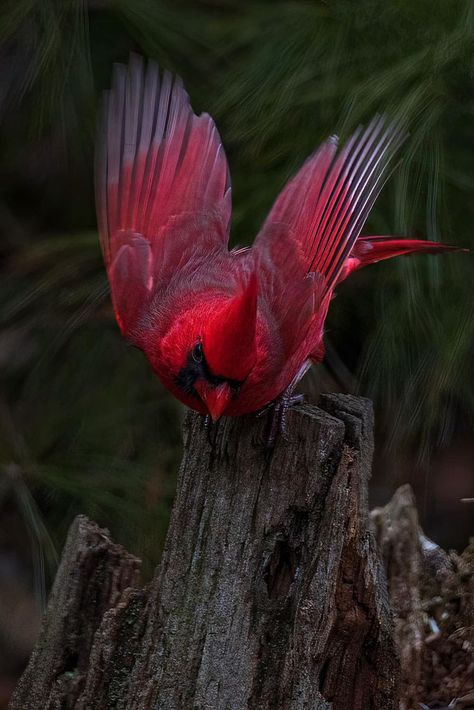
[95,54,232,340]
[255,117,404,294]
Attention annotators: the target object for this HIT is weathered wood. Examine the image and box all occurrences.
[10,515,141,709]
[372,485,474,710]
[371,485,425,709]
[12,396,400,710]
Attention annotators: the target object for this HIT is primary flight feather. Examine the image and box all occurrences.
[96,55,461,425]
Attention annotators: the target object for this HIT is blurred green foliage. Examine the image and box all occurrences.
[0,0,473,585]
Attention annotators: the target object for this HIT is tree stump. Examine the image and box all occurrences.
[11,395,399,710]
[8,516,141,709]
[371,485,474,709]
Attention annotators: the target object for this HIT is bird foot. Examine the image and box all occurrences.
[256,390,305,452]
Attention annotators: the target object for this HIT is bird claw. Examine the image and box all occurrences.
[255,403,272,419]
[257,390,305,453]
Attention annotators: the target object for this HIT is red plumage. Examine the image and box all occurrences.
[96,56,463,423]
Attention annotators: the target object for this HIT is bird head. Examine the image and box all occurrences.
[160,272,258,421]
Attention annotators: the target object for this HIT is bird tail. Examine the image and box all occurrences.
[338,236,466,282]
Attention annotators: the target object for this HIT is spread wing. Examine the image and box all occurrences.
[95,54,231,342]
[253,118,404,358]
[253,119,462,363]
[254,117,404,297]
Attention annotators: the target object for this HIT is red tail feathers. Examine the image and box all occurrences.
[338,237,466,282]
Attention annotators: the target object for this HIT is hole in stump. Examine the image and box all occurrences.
[264,540,297,599]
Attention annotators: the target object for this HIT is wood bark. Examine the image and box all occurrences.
[11,395,399,709]
[10,516,140,709]
[371,485,474,709]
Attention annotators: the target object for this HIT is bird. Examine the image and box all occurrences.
[95,54,463,440]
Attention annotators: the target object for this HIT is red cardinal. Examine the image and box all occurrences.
[96,56,461,433]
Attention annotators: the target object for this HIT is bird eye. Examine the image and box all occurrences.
[192,342,203,363]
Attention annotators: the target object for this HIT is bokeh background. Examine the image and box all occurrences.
[1,0,473,703]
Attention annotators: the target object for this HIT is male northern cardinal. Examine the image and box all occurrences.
[96,55,461,434]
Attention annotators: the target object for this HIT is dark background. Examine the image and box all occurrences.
[1,1,473,704]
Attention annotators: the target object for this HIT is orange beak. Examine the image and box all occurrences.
[194,381,232,422]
